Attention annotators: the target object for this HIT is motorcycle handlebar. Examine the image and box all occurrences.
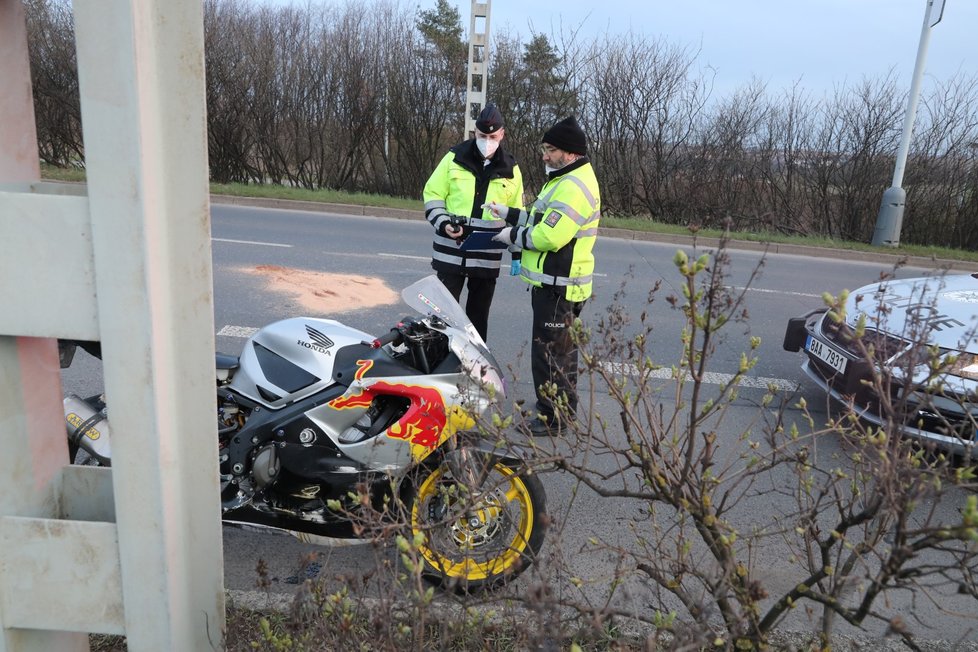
[370,327,403,349]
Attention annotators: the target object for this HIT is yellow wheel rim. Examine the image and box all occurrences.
[412,462,534,582]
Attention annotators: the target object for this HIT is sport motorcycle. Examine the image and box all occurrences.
[59,275,546,592]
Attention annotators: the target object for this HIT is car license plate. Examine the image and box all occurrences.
[806,335,848,374]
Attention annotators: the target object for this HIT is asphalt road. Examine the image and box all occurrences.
[61,202,978,645]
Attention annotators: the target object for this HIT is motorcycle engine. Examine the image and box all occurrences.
[251,444,280,488]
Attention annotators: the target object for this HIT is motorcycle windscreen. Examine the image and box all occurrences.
[402,275,483,344]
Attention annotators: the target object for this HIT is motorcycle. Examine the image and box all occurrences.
[59,275,547,592]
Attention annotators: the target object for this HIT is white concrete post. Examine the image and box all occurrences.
[464,1,491,139]
[72,0,226,648]
[0,0,225,649]
[0,1,90,649]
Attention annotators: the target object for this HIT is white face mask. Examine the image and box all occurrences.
[544,165,558,175]
[476,137,498,159]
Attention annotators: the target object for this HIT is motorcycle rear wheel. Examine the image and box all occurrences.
[410,454,546,592]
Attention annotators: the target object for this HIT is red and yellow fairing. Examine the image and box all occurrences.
[328,360,475,461]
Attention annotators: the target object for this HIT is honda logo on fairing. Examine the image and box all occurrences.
[298,325,335,355]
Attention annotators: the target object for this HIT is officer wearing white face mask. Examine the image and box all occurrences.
[423,103,524,342]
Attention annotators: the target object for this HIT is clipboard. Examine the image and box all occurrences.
[458,230,509,251]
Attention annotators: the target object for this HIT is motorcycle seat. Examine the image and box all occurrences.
[216,353,240,371]
[216,353,240,383]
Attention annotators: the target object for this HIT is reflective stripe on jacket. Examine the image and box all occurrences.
[423,140,523,278]
[511,158,600,302]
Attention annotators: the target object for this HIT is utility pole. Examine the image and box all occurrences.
[464,1,492,139]
[871,0,946,247]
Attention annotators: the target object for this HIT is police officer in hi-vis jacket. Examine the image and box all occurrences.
[487,115,600,436]
[422,104,524,342]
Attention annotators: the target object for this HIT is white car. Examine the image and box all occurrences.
[784,273,978,459]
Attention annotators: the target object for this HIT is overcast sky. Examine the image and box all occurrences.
[467,0,977,98]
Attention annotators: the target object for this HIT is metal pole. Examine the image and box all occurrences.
[464,1,491,139]
[871,0,946,247]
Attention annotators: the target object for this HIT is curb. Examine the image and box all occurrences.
[209,193,978,273]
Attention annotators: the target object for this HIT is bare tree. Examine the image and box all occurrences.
[380,2,465,198]
[694,80,772,229]
[752,82,816,236]
[204,0,263,184]
[490,31,580,195]
[580,34,710,220]
[903,75,978,249]
[25,0,84,167]
[802,76,903,240]
[28,0,978,250]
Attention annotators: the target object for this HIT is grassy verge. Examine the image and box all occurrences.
[39,163,86,183]
[602,216,978,263]
[40,165,978,263]
[209,181,421,211]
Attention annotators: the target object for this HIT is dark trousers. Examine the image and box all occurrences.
[531,286,584,420]
[436,271,497,342]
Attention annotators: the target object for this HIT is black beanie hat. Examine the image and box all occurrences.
[475,103,504,134]
[542,115,587,155]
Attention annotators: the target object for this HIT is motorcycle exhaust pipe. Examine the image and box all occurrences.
[63,394,113,465]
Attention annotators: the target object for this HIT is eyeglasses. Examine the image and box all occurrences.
[540,145,558,154]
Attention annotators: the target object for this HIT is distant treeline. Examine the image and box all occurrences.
[26,0,978,248]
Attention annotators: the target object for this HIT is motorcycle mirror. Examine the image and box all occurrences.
[58,340,78,369]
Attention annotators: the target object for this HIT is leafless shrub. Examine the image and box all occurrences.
[801,75,904,240]
[751,83,817,236]
[521,239,978,650]
[380,2,466,197]
[903,75,978,249]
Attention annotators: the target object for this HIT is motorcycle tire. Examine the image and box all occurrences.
[409,454,547,593]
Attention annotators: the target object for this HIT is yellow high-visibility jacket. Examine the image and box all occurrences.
[423,140,523,278]
[506,158,600,301]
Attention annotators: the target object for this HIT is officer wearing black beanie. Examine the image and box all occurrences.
[486,115,601,437]
[541,115,587,155]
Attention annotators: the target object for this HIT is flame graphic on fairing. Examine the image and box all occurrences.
[327,359,470,460]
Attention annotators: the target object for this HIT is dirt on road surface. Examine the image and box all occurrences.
[245,266,399,314]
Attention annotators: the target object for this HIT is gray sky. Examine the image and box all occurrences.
[470,0,977,98]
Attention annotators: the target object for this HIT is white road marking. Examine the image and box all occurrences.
[216,327,799,391]
[378,253,429,261]
[598,362,799,392]
[376,252,610,274]
[726,285,820,298]
[218,325,259,338]
[213,237,292,248]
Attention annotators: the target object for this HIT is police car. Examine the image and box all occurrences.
[784,273,978,459]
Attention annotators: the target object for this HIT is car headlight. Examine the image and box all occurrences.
[944,353,978,380]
